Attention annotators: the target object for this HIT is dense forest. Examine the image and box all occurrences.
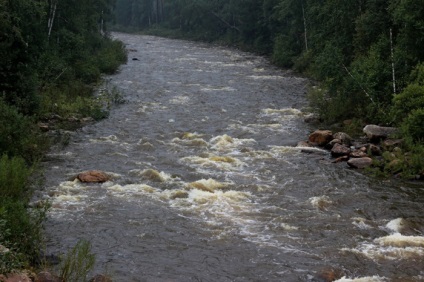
[113,0,423,176]
[0,0,126,274]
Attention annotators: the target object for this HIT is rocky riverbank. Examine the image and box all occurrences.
[299,124,424,180]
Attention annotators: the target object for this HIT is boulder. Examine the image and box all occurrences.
[363,124,398,141]
[331,143,351,157]
[35,271,63,282]
[77,170,110,183]
[347,157,373,169]
[308,130,333,146]
[333,132,353,145]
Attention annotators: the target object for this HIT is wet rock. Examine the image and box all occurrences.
[77,170,110,183]
[89,274,112,282]
[35,271,62,282]
[363,124,398,141]
[332,156,349,163]
[331,143,351,157]
[350,150,368,158]
[333,132,352,146]
[0,273,32,282]
[308,130,333,146]
[347,157,373,169]
[296,141,313,147]
[313,267,344,282]
[328,139,342,148]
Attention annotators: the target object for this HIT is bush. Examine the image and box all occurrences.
[392,84,424,121]
[0,154,31,200]
[0,99,46,162]
[0,155,47,274]
[60,240,96,282]
[401,108,424,142]
[95,38,128,74]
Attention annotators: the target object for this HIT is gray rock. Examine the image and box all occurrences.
[331,143,351,157]
[363,124,398,141]
[347,157,373,169]
[333,132,353,146]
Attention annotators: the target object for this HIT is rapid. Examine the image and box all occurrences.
[38,33,424,281]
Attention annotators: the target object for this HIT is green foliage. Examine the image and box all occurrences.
[401,108,424,142]
[392,84,424,121]
[95,38,128,74]
[271,34,297,68]
[0,99,46,162]
[0,155,48,274]
[60,240,96,282]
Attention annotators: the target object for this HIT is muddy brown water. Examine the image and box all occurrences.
[38,33,424,282]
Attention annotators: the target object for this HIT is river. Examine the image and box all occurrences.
[39,33,424,282]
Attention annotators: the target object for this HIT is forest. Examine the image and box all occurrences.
[113,0,423,176]
[0,0,126,274]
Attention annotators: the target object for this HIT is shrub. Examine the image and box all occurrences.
[60,240,96,282]
[401,108,424,142]
[0,155,47,274]
[392,84,424,121]
[0,99,46,162]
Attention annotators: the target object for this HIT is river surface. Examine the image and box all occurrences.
[39,33,424,282]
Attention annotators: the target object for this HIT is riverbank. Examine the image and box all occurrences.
[0,33,127,280]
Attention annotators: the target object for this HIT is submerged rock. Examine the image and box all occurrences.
[77,170,110,183]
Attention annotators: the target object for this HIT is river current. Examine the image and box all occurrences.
[39,33,424,281]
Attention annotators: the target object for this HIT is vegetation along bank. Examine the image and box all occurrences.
[0,0,127,279]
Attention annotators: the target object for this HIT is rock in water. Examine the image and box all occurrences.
[77,170,110,183]
[308,130,333,146]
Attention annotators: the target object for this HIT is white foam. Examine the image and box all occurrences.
[335,276,387,282]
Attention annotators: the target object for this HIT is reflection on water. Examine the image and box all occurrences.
[38,33,424,281]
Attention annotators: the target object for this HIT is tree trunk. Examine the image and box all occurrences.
[390,28,396,95]
[47,0,58,41]
[301,0,308,51]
